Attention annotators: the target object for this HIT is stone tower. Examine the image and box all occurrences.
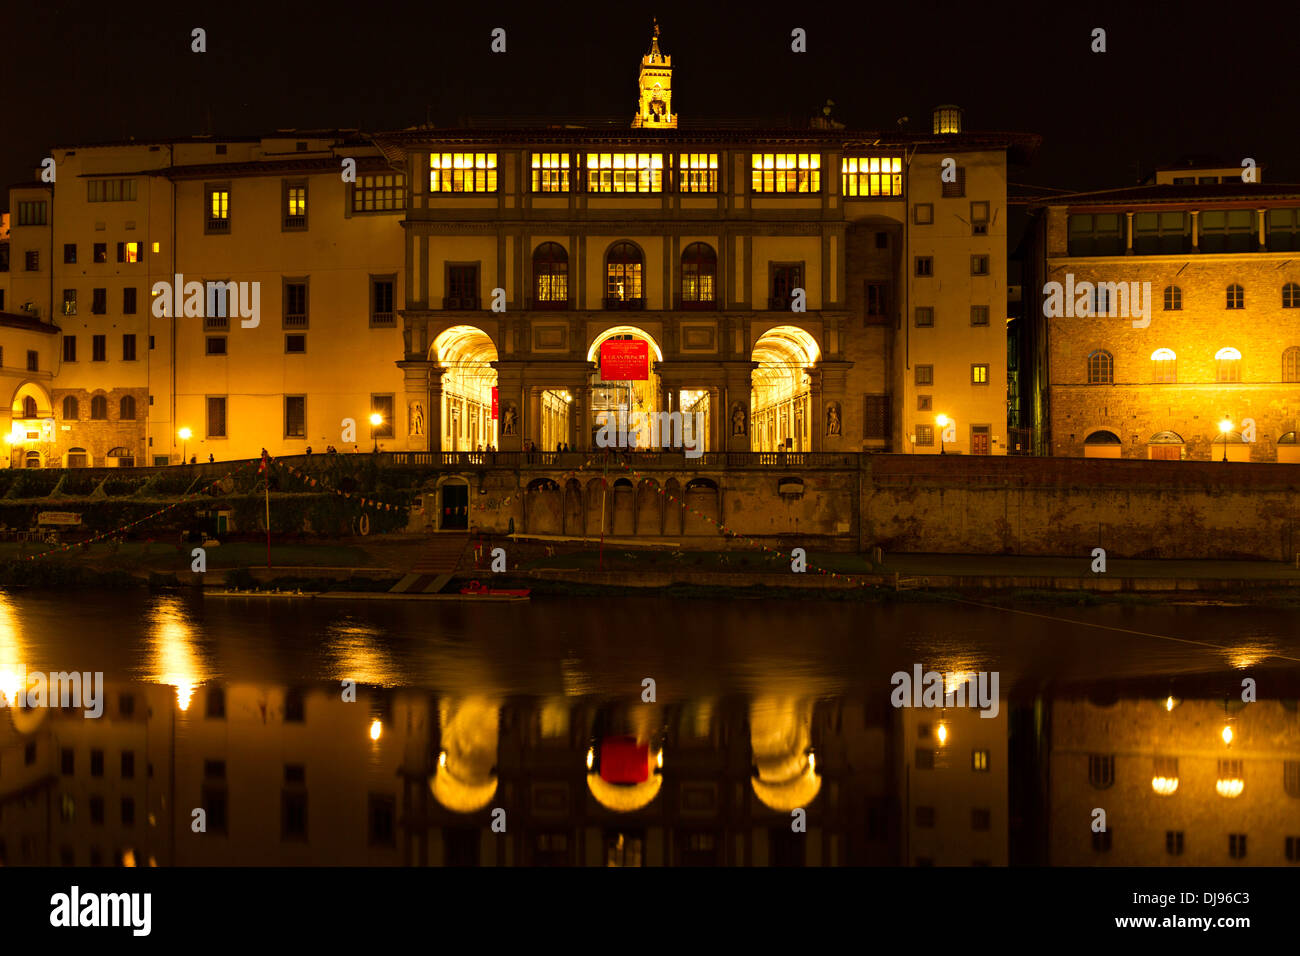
[632,20,675,129]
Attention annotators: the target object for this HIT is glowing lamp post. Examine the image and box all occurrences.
[1219,418,1233,462]
[178,427,192,465]
[936,415,951,455]
[369,412,383,453]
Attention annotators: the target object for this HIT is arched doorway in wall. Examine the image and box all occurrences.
[65,448,90,468]
[588,326,664,451]
[751,326,820,452]
[432,326,499,453]
[107,446,135,468]
[1083,430,1122,459]
[1278,431,1299,464]
[10,382,53,469]
[437,476,470,531]
[1147,431,1185,461]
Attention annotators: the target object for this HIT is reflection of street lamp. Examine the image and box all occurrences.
[369,412,383,453]
[178,427,192,464]
[1219,418,1233,462]
[936,415,950,455]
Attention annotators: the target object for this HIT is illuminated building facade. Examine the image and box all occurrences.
[1024,163,1300,462]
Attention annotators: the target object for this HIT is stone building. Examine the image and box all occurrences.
[1023,162,1300,462]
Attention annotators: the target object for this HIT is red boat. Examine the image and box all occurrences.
[459,580,532,597]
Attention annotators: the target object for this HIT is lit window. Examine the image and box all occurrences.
[586,153,663,193]
[680,242,717,306]
[530,153,570,193]
[283,182,307,229]
[1215,347,1241,382]
[532,243,568,307]
[678,153,718,193]
[605,241,644,304]
[206,185,230,232]
[751,153,821,193]
[1151,348,1177,383]
[842,156,902,197]
[972,750,990,771]
[430,153,498,193]
[971,364,989,385]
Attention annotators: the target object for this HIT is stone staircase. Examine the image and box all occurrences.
[389,533,471,593]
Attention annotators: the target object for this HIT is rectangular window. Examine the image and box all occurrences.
[371,394,394,439]
[841,156,902,197]
[917,395,931,411]
[62,289,77,316]
[1166,831,1184,856]
[92,288,107,314]
[971,201,990,224]
[586,153,664,193]
[429,152,498,193]
[915,806,936,827]
[370,276,396,327]
[1199,209,1255,254]
[915,306,934,327]
[92,335,106,362]
[283,180,307,230]
[206,336,227,355]
[27,351,38,372]
[971,305,990,326]
[352,173,406,212]
[770,264,803,309]
[285,334,306,353]
[207,396,227,438]
[915,256,933,277]
[63,335,76,362]
[17,200,48,226]
[751,153,821,193]
[913,203,933,225]
[1228,834,1247,859]
[915,365,933,386]
[1266,208,1300,252]
[121,751,135,778]
[25,251,39,271]
[864,282,888,324]
[863,395,891,440]
[972,364,990,385]
[285,396,306,438]
[91,749,104,777]
[971,255,990,276]
[447,265,479,308]
[972,750,990,771]
[942,166,966,198]
[63,243,77,264]
[87,178,137,203]
[1067,213,1124,256]
[283,280,308,328]
[971,808,991,831]
[122,334,136,361]
[678,153,718,193]
[123,287,137,314]
[530,153,571,193]
[205,184,231,233]
[1133,210,1191,254]
[93,243,107,263]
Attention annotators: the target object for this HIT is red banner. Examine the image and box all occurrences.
[491,387,498,420]
[600,339,649,381]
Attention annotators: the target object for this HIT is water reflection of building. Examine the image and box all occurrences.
[899,699,1009,866]
[1049,696,1300,865]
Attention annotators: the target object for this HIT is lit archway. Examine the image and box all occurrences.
[588,326,664,451]
[751,326,821,452]
[432,326,498,452]
[431,697,500,814]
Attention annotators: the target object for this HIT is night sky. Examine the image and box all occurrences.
[3,0,1296,209]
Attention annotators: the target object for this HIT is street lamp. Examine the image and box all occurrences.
[1219,418,1233,462]
[935,415,950,455]
[369,412,383,453]
[178,427,192,464]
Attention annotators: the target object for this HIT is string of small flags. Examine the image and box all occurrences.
[21,461,256,562]
[273,460,403,513]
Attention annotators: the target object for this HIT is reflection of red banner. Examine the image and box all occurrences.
[491,387,498,420]
[599,736,650,783]
[600,339,649,381]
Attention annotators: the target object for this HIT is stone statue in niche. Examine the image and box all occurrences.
[502,403,519,437]
[410,401,425,437]
[731,403,747,436]
[826,402,841,436]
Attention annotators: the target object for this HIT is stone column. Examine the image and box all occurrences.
[397,360,435,453]
[1125,211,1134,254]
[1191,210,1200,251]
[574,384,591,451]
[1258,208,1268,252]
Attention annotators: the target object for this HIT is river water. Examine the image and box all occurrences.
[0,589,1296,866]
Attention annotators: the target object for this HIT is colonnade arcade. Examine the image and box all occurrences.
[406,322,835,455]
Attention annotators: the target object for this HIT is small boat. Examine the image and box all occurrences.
[459,580,531,597]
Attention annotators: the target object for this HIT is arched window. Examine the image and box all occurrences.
[1163,286,1182,310]
[1151,348,1177,383]
[1088,754,1115,789]
[24,451,41,468]
[604,241,644,308]
[1226,284,1244,309]
[1215,347,1241,383]
[680,242,717,309]
[532,242,569,309]
[1284,283,1300,309]
[90,395,108,420]
[21,396,37,418]
[119,395,136,420]
[1284,347,1300,383]
[62,396,79,420]
[1087,350,1113,384]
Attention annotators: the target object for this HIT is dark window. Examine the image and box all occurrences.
[120,396,136,420]
[1226,284,1245,309]
[1093,828,1112,852]
[368,794,396,847]
[285,334,306,353]
[1067,213,1124,256]
[942,165,966,197]
[205,759,226,779]
[25,741,36,765]
[283,280,308,328]
[93,243,107,263]
[202,788,228,834]
[770,263,803,309]
[90,750,104,777]
[1286,837,1300,862]
[123,287,137,314]
[206,687,225,719]
[207,396,227,438]
[446,265,479,308]
[91,289,106,314]
[285,396,306,438]
[284,764,305,784]
[915,806,936,827]
[63,336,76,362]
[532,243,568,308]
[119,693,135,717]
[914,306,933,328]
[1088,350,1113,384]
[680,242,717,308]
[1283,284,1300,309]
[89,796,104,825]
[970,255,989,276]
[1088,754,1115,789]
[63,243,76,264]
[1200,210,1255,254]
[284,689,305,722]
[914,748,935,770]
[62,396,78,420]
[1229,834,1247,859]
[1166,831,1184,856]
[370,276,396,327]
[970,305,990,326]
[971,808,991,831]
[61,748,74,775]
[915,365,933,386]
[865,282,888,323]
[121,797,135,827]
[914,256,933,277]
[1266,208,1300,251]
[92,335,106,362]
[90,395,107,419]
[1133,211,1190,254]
[121,751,135,779]
[282,792,308,840]
[863,395,891,440]
[25,251,39,271]
[122,334,136,361]
[1163,286,1182,310]
[205,336,227,356]
[17,201,48,225]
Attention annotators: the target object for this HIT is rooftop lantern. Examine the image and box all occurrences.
[933,104,963,135]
